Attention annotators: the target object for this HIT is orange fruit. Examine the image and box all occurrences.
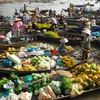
[88,74,93,78]
[82,75,88,81]
[76,77,83,84]
[92,75,98,81]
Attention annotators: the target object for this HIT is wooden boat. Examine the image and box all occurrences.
[93,39,100,45]
[73,3,94,7]
[0,62,51,75]
[37,34,82,44]
[40,10,48,14]
[0,39,28,50]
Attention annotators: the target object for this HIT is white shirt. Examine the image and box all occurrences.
[50,17,57,24]
[91,19,96,27]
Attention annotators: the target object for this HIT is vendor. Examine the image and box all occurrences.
[50,15,58,30]
[12,18,22,37]
[58,37,68,53]
[31,13,38,31]
[81,28,92,61]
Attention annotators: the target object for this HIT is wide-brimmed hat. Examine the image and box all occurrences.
[82,28,91,35]
[14,18,21,22]
[60,37,68,43]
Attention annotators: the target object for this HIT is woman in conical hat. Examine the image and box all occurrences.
[58,36,68,53]
[81,27,92,61]
[12,18,22,37]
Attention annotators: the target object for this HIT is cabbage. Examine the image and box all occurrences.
[49,81,61,95]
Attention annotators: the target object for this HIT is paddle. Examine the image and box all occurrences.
[0,50,20,52]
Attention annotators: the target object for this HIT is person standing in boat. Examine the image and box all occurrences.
[58,37,68,53]
[31,13,38,31]
[24,4,27,13]
[53,10,56,17]
[12,18,22,38]
[23,13,27,24]
[81,28,92,61]
[50,15,58,30]
[49,9,53,17]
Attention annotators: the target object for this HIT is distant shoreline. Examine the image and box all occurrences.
[0,0,41,4]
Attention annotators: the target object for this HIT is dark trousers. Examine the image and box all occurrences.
[50,24,57,28]
[32,24,37,30]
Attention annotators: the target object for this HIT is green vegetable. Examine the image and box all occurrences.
[10,73,19,80]
[14,84,22,93]
[33,84,38,89]
[37,83,41,88]
[46,78,51,83]
[34,90,39,96]
[42,82,47,86]
[33,76,38,81]
[60,77,73,92]
[50,81,61,95]
[0,78,9,88]
[42,78,46,83]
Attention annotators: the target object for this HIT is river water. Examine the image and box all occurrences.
[0,0,99,17]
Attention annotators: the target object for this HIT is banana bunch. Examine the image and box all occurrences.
[37,23,52,29]
[13,64,36,71]
[44,31,60,38]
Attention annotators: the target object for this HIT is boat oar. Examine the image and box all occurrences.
[0,50,20,52]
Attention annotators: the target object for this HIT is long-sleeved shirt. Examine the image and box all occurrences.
[12,22,20,32]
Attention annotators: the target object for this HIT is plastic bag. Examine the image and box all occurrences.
[49,60,56,68]
[6,31,12,38]
[7,54,21,64]
[7,93,19,100]
[18,92,32,100]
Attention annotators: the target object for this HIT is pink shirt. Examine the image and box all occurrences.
[12,22,20,32]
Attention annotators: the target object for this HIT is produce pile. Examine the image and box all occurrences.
[13,56,56,71]
[44,31,60,38]
[0,71,80,100]
[1,47,19,58]
[37,23,52,29]
[0,62,100,100]
[72,63,100,89]
[13,55,75,71]
[56,56,75,69]
[0,43,74,71]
